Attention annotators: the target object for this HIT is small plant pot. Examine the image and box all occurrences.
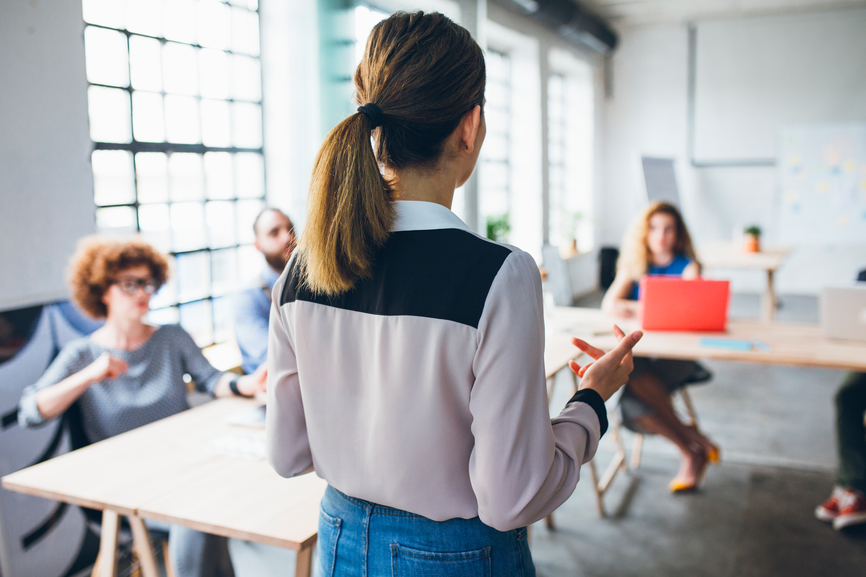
[744,234,761,253]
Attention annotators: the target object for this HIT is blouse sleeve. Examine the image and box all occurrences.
[467,249,606,531]
[18,341,91,428]
[265,269,313,478]
[174,326,224,395]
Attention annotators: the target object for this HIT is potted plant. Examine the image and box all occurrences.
[563,211,583,256]
[743,225,761,253]
[485,213,511,243]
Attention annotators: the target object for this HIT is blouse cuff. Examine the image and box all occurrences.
[18,392,47,428]
[566,388,608,437]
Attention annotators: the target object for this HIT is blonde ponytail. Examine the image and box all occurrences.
[297,113,394,295]
[297,12,484,296]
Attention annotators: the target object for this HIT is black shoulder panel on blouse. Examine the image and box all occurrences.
[280,229,513,329]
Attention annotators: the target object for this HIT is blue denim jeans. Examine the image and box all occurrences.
[317,486,535,577]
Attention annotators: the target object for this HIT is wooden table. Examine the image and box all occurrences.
[698,241,792,322]
[2,398,325,577]
[549,306,866,371]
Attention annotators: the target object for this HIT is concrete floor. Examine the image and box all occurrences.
[530,293,866,576]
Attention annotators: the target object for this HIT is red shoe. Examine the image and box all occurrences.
[815,486,846,522]
[833,488,866,530]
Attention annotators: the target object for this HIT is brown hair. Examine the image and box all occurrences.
[297,11,486,295]
[68,235,169,319]
[617,201,701,281]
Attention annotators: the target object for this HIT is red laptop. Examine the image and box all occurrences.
[639,276,730,331]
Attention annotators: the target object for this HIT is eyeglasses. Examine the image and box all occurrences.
[114,277,158,295]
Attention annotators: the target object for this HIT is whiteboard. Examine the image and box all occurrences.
[694,9,866,163]
[778,124,866,246]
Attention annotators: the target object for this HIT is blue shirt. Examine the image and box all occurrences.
[629,253,692,300]
[233,266,280,374]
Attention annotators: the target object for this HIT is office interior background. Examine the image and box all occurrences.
[1,0,866,576]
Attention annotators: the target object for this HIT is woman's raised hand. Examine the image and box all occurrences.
[86,352,128,384]
[568,325,642,402]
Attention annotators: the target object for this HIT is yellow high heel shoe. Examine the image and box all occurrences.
[668,445,719,493]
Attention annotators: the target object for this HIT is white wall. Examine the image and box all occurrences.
[601,10,866,295]
[0,0,95,312]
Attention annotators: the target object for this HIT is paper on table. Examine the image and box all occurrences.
[699,338,772,352]
[226,405,266,429]
[204,433,266,460]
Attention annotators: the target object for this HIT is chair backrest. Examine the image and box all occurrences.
[0,303,98,577]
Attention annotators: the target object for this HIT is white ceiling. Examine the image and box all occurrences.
[578,0,866,25]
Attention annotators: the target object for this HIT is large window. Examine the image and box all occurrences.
[479,50,512,241]
[547,57,594,254]
[82,0,265,346]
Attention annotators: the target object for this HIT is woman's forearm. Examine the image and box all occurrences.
[35,370,95,421]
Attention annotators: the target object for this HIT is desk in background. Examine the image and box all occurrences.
[698,242,792,322]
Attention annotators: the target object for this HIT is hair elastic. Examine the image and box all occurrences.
[357,103,385,129]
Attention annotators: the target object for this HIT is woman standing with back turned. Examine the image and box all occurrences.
[266,12,641,576]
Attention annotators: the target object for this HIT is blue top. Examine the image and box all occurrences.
[233,265,280,374]
[629,253,692,300]
[19,324,223,443]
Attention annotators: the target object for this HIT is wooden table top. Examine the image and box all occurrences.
[697,241,792,271]
[546,306,866,372]
[2,398,325,551]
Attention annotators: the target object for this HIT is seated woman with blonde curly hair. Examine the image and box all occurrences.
[19,235,265,577]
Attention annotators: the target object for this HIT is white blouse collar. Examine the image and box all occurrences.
[392,200,471,233]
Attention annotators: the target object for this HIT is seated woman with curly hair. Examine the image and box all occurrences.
[19,235,265,577]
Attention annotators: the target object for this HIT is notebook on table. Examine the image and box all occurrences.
[640,276,730,332]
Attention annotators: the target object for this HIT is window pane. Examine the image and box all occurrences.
[148,306,179,326]
[171,202,207,252]
[232,102,262,148]
[231,7,260,57]
[149,256,177,309]
[88,86,132,143]
[136,152,169,203]
[232,55,261,102]
[84,27,130,87]
[92,150,135,206]
[206,200,237,249]
[229,0,258,10]
[132,91,166,142]
[164,0,197,44]
[197,0,231,51]
[179,300,213,347]
[129,35,163,92]
[212,296,232,343]
[234,153,264,198]
[169,153,205,201]
[96,206,137,236]
[204,152,234,199]
[211,247,238,296]
[199,48,230,100]
[83,0,125,29]
[126,0,163,37]
[176,251,211,301]
[164,95,201,143]
[201,99,231,147]
[163,42,199,96]
[138,203,171,253]
[236,243,262,284]
[236,199,264,245]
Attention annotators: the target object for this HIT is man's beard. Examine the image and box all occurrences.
[264,248,291,273]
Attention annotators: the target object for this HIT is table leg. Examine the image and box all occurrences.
[96,510,120,577]
[762,269,776,322]
[296,542,314,577]
[129,515,160,577]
